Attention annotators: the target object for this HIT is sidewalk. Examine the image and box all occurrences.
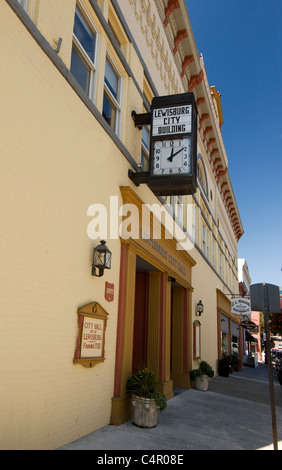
[59,363,282,451]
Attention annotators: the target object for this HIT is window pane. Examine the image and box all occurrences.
[141,151,149,171]
[74,8,96,63]
[103,94,116,129]
[105,58,119,100]
[71,47,90,94]
[142,126,149,151]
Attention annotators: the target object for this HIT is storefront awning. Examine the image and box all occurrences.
[245,331,258,344]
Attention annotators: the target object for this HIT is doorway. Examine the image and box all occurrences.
[132,256,159,373]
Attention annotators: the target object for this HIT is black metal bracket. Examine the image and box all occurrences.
[131,111,151,129]
[128,169,149,186]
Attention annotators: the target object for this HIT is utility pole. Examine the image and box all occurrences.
[250,282,281,451]
[263,283,278,450]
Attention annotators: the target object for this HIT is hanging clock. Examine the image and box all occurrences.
[148,92,198,196]
[128,92,198,196]
[152,137,191,176]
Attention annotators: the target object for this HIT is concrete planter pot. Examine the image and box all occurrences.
[131,395,160,428]
[218,359,230,377]
[195,374,210,391]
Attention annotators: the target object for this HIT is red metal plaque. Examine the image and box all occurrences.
[105,282,114,302]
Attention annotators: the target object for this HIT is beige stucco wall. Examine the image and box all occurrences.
[0,1,133,450]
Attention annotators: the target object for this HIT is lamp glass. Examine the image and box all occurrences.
[197,300,204,315]
[93,241,111,269]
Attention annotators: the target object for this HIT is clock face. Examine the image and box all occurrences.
[152,137,191,176]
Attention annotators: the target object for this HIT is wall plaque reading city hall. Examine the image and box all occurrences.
[74,302,108,368]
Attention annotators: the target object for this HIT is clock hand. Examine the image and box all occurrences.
[167,146,174,162]
[167,147,183,162]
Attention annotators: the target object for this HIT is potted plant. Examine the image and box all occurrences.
[190,361,214,391]
[218,353,231,377]
[230,354,242,372]
[126,367,167,428]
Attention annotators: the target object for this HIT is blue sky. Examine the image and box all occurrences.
[186,0,282,287]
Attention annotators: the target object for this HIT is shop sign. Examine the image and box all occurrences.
[240,320,259,333]
[231,297,251,316]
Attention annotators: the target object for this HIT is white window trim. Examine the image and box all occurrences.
[212,238,215,267]
[170,196,184,228]
[104,50,123,137]
[219,252,223,278]
[72,3,99,103]
[18,0,28,10]
[141,126,150,170]
[192,204,196,242]
[176,195,184,226]
[202,223,206,256]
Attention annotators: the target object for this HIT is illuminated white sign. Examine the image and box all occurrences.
[152,105,192,137]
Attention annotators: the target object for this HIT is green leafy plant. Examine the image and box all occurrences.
[221,353,240,373]
[126,368,167,412]
[150,391,167,412]
[230,354,242,371]
[222,353,232,362]
[190,360,214,381]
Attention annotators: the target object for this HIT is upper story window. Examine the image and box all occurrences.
[141,126,150,171]
[71,6,98,102]
[172,195,184,226]
[191,204,196,242]
[219,251,223,278]
[103,56,122,135]
[17,0,28,10]
[202,223,206,257]
[107,3,128,54]
[197,155,208,199]
[141,78,153,171]
[108,19,121,47]
[212,238,215,267]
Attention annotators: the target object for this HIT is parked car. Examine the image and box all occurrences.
[232,342,239,355]
[272,349,279,361]
[275,351,282,370]
[277,361,282,385]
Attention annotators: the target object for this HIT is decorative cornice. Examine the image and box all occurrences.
[217,167,228,182]
[181,54,194,77]
[210,148,219,158]
[173,29,188,55]
[163,0,180,27]
[129,0,180,94]
[199,112,209,130]
[207,137,216,149]
[188,69,204,92]
[197,97,205,107]
[140,0,243,242]
[203,126,212,139]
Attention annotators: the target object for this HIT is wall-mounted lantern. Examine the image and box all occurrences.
[92,240,112,277]
[196,300,204,316]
